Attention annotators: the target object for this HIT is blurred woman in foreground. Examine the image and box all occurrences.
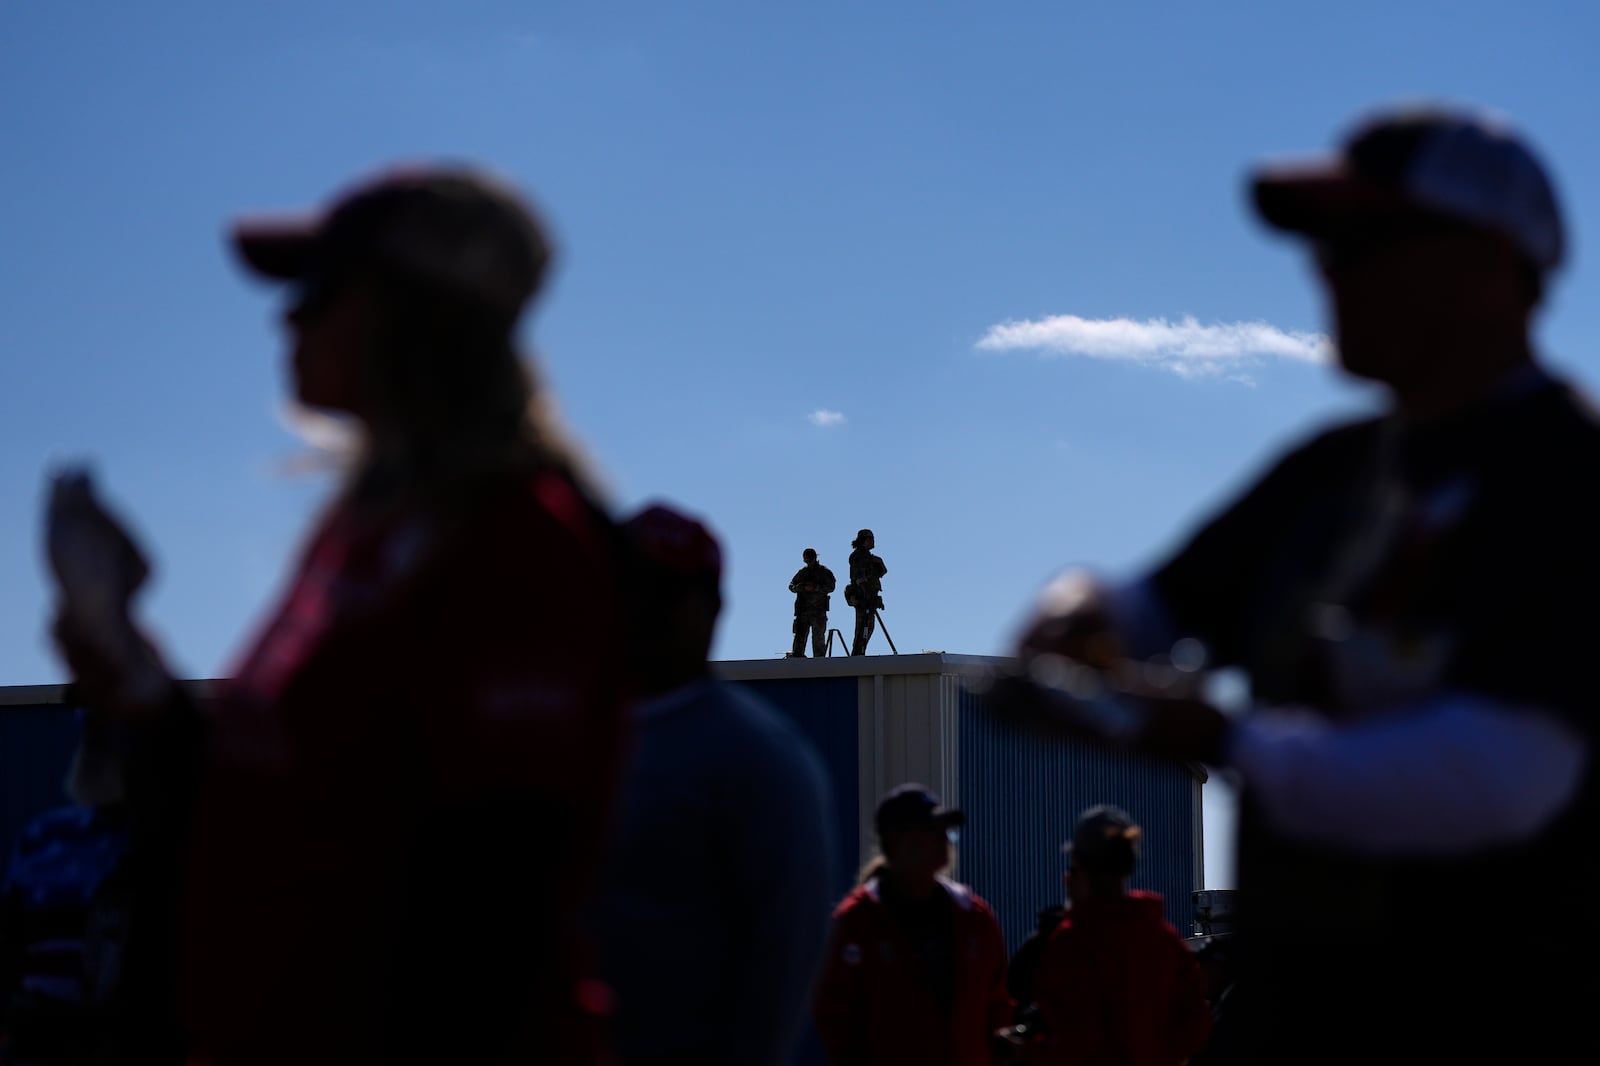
[49,165,633,1066]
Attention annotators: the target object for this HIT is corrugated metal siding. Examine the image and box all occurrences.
[0,704,79,862]
[954,682,1203,952]
[728,675,861,903]
[854,671,957,868]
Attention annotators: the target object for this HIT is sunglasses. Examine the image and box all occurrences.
[286,273,347,321]
[1313,214,1476,273]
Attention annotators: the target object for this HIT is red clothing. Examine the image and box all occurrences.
[812,875,1012,1066]
[1030,891,1212,1066]
[177,468,632,1065]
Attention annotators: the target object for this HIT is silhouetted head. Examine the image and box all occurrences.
[233,164,550,328]
[621,501,724,695]
[852,528,875,550]
[1252,104,1562,278]
[1250,103,1560,409]
[228,164,594,503]
[1062,804,1140,900]
[875,783,964,890]
[803,547,818,563]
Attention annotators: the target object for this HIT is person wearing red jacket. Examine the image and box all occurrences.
[812,784,1013,1066]
[47,165,634,1066]
[1028,806,1212,1066]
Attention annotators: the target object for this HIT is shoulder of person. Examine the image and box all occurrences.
[468,467,624,565]
[1039,918,1080,958]
[1252,414,1387,486]
[1507,376,1600,463]
[940,878,995,916]
[706,684,831,784]
[833,882,880,921]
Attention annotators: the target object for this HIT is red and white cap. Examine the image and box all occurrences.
[1251,102,1566,273]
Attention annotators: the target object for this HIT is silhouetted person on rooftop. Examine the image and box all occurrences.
[847,529,887,656]
[788,547,837,658]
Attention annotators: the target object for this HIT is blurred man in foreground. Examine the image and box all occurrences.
[1004,102,1600,1063]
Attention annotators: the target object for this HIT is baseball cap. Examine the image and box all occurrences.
[1062,804,1141,875]
[875,783,966,838]
[1251,103,1565,273]
[230,163,553,317]
[622,502,723,583]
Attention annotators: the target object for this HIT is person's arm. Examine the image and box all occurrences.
[1163,928,1215,1065]
[1014,427,1344,669]
[980,906,1017,1055]
[723,734,838,1066]
[1006,935,1042,1012]
[1225,694,1585,855]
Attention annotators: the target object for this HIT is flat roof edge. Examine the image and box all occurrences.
[0,679,224,709]
[714,651,1015,682]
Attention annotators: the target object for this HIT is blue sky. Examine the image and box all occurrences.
[5,2,1599,888]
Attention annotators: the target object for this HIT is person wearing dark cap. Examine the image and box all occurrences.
[47,163,635,1065]
[1005,102,1600,1063]
[846,529,888,656]
[812,784,1012,1066]
[589,501,836,1066]
[788,547,838,657]
[1025,806,1211,1066]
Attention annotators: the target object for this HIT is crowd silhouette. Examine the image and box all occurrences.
[7,96,1600,1066]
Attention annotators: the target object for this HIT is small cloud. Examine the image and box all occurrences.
[809,409,846,428]
[976,313,1331,378]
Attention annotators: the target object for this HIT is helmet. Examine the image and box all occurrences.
[853,528,875,548]
[803,547,818,561]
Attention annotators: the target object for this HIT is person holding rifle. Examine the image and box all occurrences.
[788,547,837,658]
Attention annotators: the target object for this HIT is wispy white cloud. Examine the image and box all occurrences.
[809,409,846,428]
[976,314,1331,379]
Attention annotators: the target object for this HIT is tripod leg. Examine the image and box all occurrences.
[873,609,898,654]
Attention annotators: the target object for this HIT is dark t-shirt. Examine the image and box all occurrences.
[1150,371,1600,1060]
[1008,905,1065,1018]
[879,877,958,1019]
